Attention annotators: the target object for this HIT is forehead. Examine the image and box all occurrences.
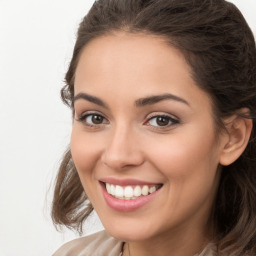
[77,33,189,71]
[75,33,191,87]
[74,32,213,113]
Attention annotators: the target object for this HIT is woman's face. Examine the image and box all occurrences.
[71,33,226,242]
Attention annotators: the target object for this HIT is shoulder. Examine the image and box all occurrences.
[197,242,217,256]
[53,230,123,256]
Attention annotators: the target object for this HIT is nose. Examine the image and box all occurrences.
[101,125,144,170]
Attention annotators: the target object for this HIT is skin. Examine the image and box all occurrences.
[70,32,234,256]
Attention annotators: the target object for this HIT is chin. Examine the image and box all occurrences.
[102,219,157,242]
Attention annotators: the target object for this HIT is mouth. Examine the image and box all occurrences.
[99,178,163,212]
[103,182,162,200]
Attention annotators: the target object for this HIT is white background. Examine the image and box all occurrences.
[0,1,255,255]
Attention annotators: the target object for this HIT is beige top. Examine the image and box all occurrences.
[53,230,217,256]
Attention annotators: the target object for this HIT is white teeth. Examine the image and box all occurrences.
[105,183,159,200]
[115,185,124,198]
[149,186,156,194]
[133,186,142,197]
[124,186,133,198]
[110,184,115,195]
[141,185,149,196]
[106,183,111,193]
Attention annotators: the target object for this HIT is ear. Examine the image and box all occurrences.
[219,109,253,166]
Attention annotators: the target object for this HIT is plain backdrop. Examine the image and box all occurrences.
[0,1,255,255]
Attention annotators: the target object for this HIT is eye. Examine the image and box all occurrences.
[87,114,105,125]
[146,114,179,128]
[77,113,109,127]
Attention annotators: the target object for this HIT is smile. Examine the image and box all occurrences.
[105,183,161,200]
[100,180,163,212]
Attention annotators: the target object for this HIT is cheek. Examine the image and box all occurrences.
[144,125,220,181]
[70,128,102,178]
[70,128,106,206]
[144,129,220,222]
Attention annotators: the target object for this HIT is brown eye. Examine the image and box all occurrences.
[78,113,108,126]
[156,116,170,126]
[91,115,104,124]
[147,115,179,128]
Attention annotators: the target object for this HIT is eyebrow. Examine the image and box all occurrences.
[135,93,190,107]
[73,92,109,109]
[73,92,190,108]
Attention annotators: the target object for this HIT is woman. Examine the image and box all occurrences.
[52,0,256,255]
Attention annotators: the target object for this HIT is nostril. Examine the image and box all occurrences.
[102,151,144,170]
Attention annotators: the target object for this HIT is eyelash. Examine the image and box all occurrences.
[76,112,109,128]
[76,112,179,130]
[145,114,179,129]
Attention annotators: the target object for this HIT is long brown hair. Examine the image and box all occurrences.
[52,0,256,254]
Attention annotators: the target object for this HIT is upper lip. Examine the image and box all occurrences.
[100,177,162,186]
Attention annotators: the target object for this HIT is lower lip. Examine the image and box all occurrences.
[100,183,161,212]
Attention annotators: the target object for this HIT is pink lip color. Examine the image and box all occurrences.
[100,182,161,212]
